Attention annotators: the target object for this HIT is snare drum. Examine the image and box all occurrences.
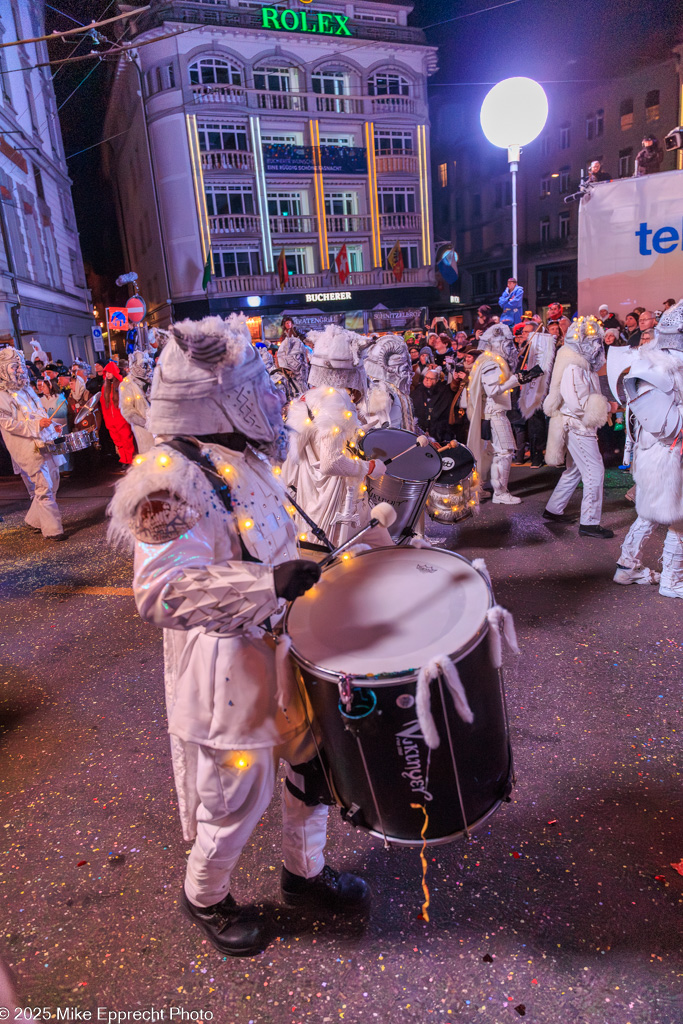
[426,443,479,524]
[359,428,442,542]
[286,546,513,846]
[60,430,93,453]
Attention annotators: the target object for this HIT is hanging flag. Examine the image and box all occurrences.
[277,247,288,290]
[202,251,212,290]
[387,240,404,282]
[436,246,459,284]
[335,243,350,284]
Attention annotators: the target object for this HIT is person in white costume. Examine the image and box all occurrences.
[108,314,370,958]
[360,333,415,431]
[542,316,613,537]
[466,323,541,504]
[119,350,154,453]
[283,324,386,546]
[0,347,66,539]
[613,299,683,596]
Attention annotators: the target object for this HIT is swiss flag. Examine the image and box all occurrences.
[335,243,350,284]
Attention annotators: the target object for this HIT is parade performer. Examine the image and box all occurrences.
[108,314,370,958]
[277,317,309,395]
[101,361,136,465]
[613,300,683,596]
[542,316,613,537]
[467,323,541,504]
[361,332,415,431]
[0,346,65,539]
[283,324,386,545]
[119,351,154,454]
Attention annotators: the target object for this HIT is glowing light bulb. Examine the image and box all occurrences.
[332,426,340,435]
[243,519,253,530]
[304,417,312,425]
[235,755,249,770]
[272,465,282,475]
[342,553,350,561]
[133,455,145,465]
[299,532,307,542]
[220,464,232,476]
[358,430,365,437]
[360,484,367,492]
[157,454,170,467]
[327,387,335,394]
[343,410,352,419]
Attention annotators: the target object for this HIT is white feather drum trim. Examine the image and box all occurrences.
[416,654,475,750]
[472,557,491,586]
[486,605,520,668]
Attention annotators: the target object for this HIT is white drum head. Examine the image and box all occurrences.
[287,546,491,681]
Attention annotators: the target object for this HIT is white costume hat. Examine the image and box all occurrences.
[149,314,287,457]
[653,299,683,352]
[307,324,367,393]
[0,346,28,390]
[128,350,154,385]
[363,333,413,396]
[564,316,605,371]
[480,323,516,366]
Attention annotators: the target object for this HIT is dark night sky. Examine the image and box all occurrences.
[45,0,683,284]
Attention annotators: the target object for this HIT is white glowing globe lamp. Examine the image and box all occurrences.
[480,77,548,150]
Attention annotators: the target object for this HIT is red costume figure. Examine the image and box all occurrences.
[101,361,136,465]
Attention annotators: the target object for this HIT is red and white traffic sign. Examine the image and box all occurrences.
[126,295,147,324]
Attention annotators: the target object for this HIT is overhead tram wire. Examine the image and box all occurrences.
[0,7,150,49]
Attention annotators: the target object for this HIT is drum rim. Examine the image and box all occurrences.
[361,426,443,484]
[285,544,494,687]
[362,787,508,847]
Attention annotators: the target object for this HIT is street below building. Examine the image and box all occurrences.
[1,465,681,1024]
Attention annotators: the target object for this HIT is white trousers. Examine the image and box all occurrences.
[482,414,515,496]
[619,514,683,591]
[545,429,604,525]
[20,460,63,537]
[184,728,329,908]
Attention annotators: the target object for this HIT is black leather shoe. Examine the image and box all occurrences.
[281,864,371,911]
[180,890,268,956]
[543,509,576,523]
[578,523,614,539]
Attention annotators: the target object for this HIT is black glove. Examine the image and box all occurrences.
[517,364,543,385]
[274,559,321,601]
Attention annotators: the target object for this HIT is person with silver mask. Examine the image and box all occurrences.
[0,346,66,539]
[613,299,683,596]
[542,316,613,537]
[360,332,415,431]
[108,314,370,958]
[119,350,155,454]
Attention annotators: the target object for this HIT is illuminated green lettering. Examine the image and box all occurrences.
[281,9,299,30]
[261,7,280,29]
[333,14,351,35]
[317,12,333,33]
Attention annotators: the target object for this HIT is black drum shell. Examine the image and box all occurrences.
[298,635,512,845]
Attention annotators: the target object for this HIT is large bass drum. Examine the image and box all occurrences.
[359,428,442,542]
[426,443,479,524]
[286,545,513,846]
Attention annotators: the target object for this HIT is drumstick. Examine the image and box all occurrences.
[318,502,397,569]
[436,440,458,453]
[383,434,430,466]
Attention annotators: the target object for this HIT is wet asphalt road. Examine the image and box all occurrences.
[0,463,682,1024]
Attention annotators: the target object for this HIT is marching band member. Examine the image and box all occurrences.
[108,314,369,958]
[360,332,415,431]
[119,350,155,454]
[282,324,386,545]
[466,323,541,504]
[613,299,683,595]
[276,317,309,395]
[0,346,65,539]
[543,317,613,537]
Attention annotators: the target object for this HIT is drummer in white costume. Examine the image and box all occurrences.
[119,350,154,453]
[0,346,66,539]
[108,314,370,958]
[283,324,386,546]
[360,333,415,431]
[466,323,541,504]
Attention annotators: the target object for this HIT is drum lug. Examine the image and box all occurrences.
[341,802,365,827]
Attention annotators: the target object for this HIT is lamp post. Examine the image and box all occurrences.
[480,77,548,280]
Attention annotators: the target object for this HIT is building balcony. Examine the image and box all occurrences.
[201,149,255,172]
[375,154,419,174]
[326,214,371,233]
[208,266,435,297]
[378,212,421,231]
[269,215,318,235]
[208,213,261,235]
[189,83,424,117]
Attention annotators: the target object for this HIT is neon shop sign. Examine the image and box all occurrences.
[261,8,352,36]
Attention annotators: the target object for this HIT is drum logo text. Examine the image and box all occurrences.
[395,719,433,801]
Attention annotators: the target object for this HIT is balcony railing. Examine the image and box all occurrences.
[326,214,371,233]
[208,213,261,235]
[269,215,317,234]
[208,266,435,296]
[378,212,422,230]
[375,154,419,174]
[189,83,424,117]
[201,149,254,172]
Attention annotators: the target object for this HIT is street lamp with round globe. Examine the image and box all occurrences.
[480,77,549,279]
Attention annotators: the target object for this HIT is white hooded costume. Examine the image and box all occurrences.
[543,317,611,526]
[282,324,385,546]
[119,351,154,453]
[360,333,415,431]
[0,347,64,537]
[466,323,521,503]
[615,300,683,597]
[107,314,329,908]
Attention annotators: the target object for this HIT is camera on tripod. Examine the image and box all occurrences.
[664,126,683,152]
